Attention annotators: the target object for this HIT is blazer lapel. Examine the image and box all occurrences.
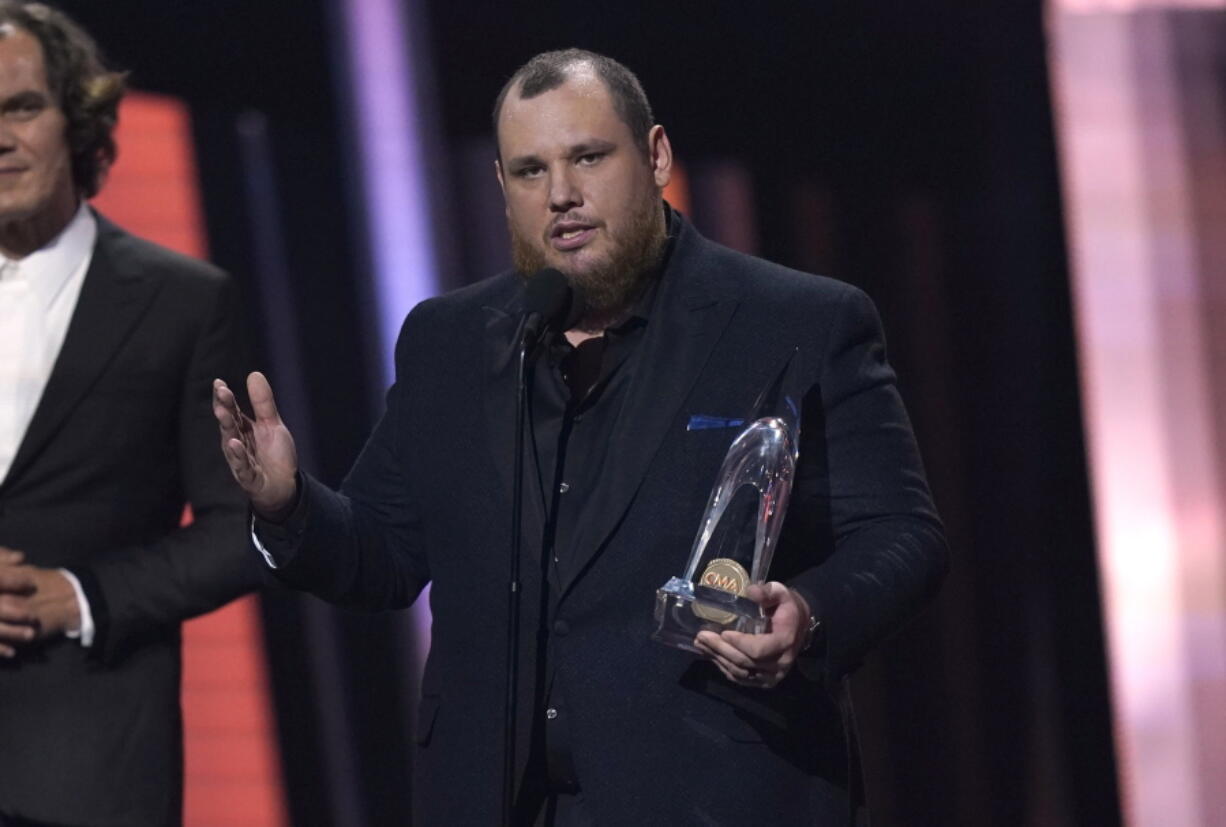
[559,224,740,595]
[2,222,162,490]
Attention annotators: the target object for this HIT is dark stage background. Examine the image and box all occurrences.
[56,1,1119,824]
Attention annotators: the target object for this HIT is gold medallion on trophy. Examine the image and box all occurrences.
[692,558,750,625]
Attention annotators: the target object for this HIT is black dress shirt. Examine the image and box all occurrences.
[520,234,675,818]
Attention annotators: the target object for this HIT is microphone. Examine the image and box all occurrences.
[520,268,583,354]
[503,267,584,821]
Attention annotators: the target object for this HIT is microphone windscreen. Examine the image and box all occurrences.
[523,268,574,329]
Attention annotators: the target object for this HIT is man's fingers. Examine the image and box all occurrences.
[0,591,35,624]
[0,620,35,644]
[212,378,232,407]
[694,586,807,690]
[745,581,788,608]
[719,628,789,661]
[695,637,752,680]
[0,548,24,565]
[246,371,281,425]
[713,659,743,684]
[225,437,248,463]
[213,380,239,432]
[697,640,782,687]
[225,438,261,488]
[696,631,759,670]
[0,569,36,595]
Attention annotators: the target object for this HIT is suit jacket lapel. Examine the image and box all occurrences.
[559,223,740,595]
[2,220,163,490]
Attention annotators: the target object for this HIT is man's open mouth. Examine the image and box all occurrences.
[550,222,596,250]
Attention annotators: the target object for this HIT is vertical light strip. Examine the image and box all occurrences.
[1049,4,1226,825]
[339,0,438,350]
[338,0,438,669]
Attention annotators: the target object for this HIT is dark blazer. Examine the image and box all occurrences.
[0,216,259,827]
[263,215,947,825]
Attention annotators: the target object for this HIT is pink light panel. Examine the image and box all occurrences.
[1048,4,1226,825]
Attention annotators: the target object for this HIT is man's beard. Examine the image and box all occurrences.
[511,197,666,331]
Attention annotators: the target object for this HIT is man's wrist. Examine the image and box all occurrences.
[790,587,823,653]
[54,568,92,645]
[801,610,823,652]
[252,473,302,524]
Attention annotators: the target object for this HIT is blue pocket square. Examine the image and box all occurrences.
[686,415,746,431]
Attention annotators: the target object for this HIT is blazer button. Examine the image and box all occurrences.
[552,619,570,636]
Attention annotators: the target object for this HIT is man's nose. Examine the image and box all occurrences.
[548,166,581,212]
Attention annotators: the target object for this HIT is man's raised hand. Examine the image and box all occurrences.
[212,372,298,516]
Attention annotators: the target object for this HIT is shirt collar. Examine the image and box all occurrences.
[0,202,97,310]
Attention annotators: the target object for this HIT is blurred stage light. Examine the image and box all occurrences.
[1049,3,1226,824]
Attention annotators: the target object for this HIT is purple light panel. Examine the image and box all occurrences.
[340,0,437,671]
[340,0,438,355]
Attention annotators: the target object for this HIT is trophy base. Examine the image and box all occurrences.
[651,577,766,654]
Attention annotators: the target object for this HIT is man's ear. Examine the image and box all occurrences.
[495,159,511,220]
[647,125,673,189]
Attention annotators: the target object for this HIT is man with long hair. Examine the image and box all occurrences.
[0,5,258,825]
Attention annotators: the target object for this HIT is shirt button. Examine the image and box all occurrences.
[553,619,570,636]
[546,707,559,720]
[558,481,570,493]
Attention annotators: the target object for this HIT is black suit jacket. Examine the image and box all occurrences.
[0,215,259,827]
[262,215,947,825]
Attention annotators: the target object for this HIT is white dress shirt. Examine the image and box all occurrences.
[0,202,97,645]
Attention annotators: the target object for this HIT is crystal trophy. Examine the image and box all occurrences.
[652,356,799,653]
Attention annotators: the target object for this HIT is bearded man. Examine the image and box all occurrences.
[215,49,947,826]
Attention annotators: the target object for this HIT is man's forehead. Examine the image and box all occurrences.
[0,27,48,83]
[497,71,630,157]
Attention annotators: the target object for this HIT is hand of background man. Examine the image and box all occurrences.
[0,548,82,656]
[693,582,812,689]
[212,372,299,517]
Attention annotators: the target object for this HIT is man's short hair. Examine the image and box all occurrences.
[0,2,125,197]
[492,48,655,155]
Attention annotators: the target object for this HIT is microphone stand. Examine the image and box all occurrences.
[503,331,532,827]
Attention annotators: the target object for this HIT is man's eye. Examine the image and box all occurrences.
[515,166,543,178]
[7,100,44,118]
[577,153,604,166]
